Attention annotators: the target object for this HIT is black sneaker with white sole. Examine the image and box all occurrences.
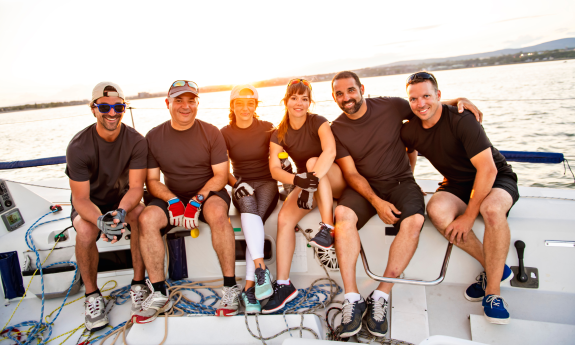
[261,281,298,314]
[366,292,388,337]
[309,222,334,250]
[339,297,367,338]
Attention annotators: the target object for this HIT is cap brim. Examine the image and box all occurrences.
[170,90,199,98]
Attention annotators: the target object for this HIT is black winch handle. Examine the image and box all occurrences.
[514,240,529,283]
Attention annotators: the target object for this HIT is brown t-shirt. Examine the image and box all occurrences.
[220,118,274,181]
[331,97,414,182]
[146,119,228,201]
[65,123,148,206]
[401,104,513,184]
[270,114,328,173]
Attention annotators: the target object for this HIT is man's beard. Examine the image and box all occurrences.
[100,115,121,131]
[340,96,364,115]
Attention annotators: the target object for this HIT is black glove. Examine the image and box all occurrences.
[297,190,314,210]
[233,177,255,200]
[97,208,126,241]
[293,172,319,192]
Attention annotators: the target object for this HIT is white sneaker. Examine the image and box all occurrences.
[132,280,173,324]
[84,292,109,331]
[130,283,150,316]
[216,284,241,316]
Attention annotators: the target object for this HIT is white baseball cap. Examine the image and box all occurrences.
[91,81,125,103]
[230,84,258,101]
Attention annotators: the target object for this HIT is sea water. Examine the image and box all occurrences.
[1,60,574,189]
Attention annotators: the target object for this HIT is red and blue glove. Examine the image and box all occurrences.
[183,197,202,229]
[167,197,185,226]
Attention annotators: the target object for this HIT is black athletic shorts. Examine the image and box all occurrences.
[145,188,232,235]
[70,201,119,242]
[337,177,425,230]
[436,172,520,215]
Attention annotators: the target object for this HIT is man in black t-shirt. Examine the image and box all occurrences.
[135,80,237,323]
[330,71,483,338]
[66,81,148,332]
[401,72,519,325]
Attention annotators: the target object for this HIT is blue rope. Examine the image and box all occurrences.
[2,210,78,345]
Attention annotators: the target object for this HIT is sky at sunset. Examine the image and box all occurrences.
[1,0,574,107]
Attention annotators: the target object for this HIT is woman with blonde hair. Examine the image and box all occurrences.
[220,84,279,315]
[262,79,346,314]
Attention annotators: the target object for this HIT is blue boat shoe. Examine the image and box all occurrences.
[483,294,510,324]
[241,286,261,314]
[339,297,367,338]
[255,266,273,300]
[465,264,513,302]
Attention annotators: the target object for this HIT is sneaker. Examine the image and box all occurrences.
[132,280,173,324]
[366,292,388,337]
[130,283,150,316]
[483,294,510,324]
[261,281,298,314]
[241,286,261,314]
[465,264,513,302]
[255,266,273,300]
[309,222,334,250]
[216,284,241,316]
[339,297,367,338]
[84,292,109,331]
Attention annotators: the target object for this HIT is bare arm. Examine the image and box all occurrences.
[407,149,417,173]
[226,152,237,187]
[69,179,101,226]
[270,142,297,185]
[445,148,497,244]
[118,169,146,212]
[198,161,229,198]
[146,167,177,202]
[336,156,401,224]
[443,98,483,123]
[309,122,337,179]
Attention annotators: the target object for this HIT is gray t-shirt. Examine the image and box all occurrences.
[65,123,148,206]
[146,119,228,201]
[331,97,414,182]
[270,114,328,173]
[220,118,274,181]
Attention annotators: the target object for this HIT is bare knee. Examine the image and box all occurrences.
[334,206,357,232]
[277,208,296,234]
[203,199,230,231]
[306,157,319,172]
[74,217,99,245]
[480,201,507,228]
[427,202,453,233]
[126,203,145,225]
[401,214,424,240]
[138,206,166,235]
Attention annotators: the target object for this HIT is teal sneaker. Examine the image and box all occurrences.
[255,266,273,300]
[241,286,261,314]
[483,294,510,324]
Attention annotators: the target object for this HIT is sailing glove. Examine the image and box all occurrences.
[293,172,319,192]
[183,198,202,229]
[97,208,126,241]
[168,197,185,227]
[233,177,254,200]
[297,190,314,210]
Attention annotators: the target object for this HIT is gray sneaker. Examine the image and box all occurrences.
[366,292,389,337]
[130,283,150,316]
[84,292,109,331]
[132,280,173,324]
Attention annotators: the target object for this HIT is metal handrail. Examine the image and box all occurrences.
[359,242,453,286]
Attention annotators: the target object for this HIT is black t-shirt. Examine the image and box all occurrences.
[270,114,328,173]
[220,118,274,181]
[331,97,414,182]
[66,123,148,206]
[146,119,228,201]
[400,104,513,184]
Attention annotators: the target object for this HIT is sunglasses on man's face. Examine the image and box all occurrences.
[288,78,312,90]
[93,103,127,114]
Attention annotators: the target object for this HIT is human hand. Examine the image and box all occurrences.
[293,172,319,192]
[167,197,185,227]
[456,98,483,123]
[233,177,254,199]
[374,199,401,224]
[444,214,475,244]
[419,185,427,196]
[297,190,314,210]
[98,209,126,243]
[183,197,202,229]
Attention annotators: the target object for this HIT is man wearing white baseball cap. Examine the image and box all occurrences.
[136,80,237,322]
[66,81,148,331]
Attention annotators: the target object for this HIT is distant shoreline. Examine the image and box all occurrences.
[2,52,574,113]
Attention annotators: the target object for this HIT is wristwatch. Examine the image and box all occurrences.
[196,194,205,203]
[189,194,204,208]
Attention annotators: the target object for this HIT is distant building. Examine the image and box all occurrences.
[138,92,151,98]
